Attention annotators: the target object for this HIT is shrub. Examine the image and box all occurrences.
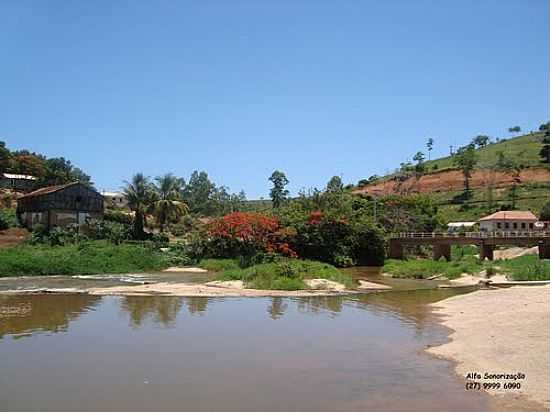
[205,212,297,259]
[0,213,8,231]
[290,212,385,267]
[104,209,133,225]
[0,209,16,230]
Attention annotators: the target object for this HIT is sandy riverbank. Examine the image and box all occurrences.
[427,285,550,410]
[86,279,360,297]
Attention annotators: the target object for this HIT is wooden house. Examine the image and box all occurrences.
[16,182,104,229]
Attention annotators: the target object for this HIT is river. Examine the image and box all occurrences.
[0,287,522,412]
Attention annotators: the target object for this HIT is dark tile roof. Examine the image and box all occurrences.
[18,182,80,200]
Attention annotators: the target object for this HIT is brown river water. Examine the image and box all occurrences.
[0,270,534,412]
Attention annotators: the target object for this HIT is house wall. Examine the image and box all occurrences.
[0,177,36,191]
[20,210,103,229]
[480,220,537,232]
[103,194,128,208]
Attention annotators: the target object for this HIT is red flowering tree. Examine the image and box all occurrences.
[207,212,296,258]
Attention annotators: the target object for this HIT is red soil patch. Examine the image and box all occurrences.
[0,228,30,249]
[353,167,550,197]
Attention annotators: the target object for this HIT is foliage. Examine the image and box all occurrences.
[198,258,241,272]
[540,202,550,221]
[0,209,16,230]
[499,256,550,281]
[287,210,385,267]
[453,144,478,193]
[181,170,246,216]
[508,126,521,134]
[269,170,289,208]
[326,176,344,193]
[215,259,352,290]
[123,173,156,239]
[205,212,296,258]
[384,255,484,279]
[151,173,189,232]
[472,135,490,148]
[0,142,92,187]
[0,241,169,277]
[540,145,550,163]
[104,209,133,225]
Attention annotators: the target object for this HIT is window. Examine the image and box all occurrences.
[529,223,534,229]
[505,222,510,229]
[513,222,517,229]
[497,222,502,229]
[521,222,526,229]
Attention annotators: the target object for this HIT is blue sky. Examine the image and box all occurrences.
[1,0,549,198]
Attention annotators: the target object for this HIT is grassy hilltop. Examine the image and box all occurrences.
[357,127,550,222]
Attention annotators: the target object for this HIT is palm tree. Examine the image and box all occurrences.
[151,173,189,232]
[123,173,155,239]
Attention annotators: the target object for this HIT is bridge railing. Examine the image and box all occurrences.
[393,231,550,239]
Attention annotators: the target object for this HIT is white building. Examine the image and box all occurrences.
[101,191,128,209]
[479,211,539,232]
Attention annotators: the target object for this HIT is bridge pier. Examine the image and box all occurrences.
[388,239,404,260]
[539,241,550,259]
[479,243,494,261]
[433,244,451,261]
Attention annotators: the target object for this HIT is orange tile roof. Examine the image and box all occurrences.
[479,211,538,221]
[18,182,79,200]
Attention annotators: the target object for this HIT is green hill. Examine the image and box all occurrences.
[424,131,546,171]
[357,127,550,222]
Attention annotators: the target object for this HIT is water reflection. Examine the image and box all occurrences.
[120,296,184,328]
[0,294,101,339]
[267,297,288,319]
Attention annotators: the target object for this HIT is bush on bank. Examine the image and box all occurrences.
[214,258,353,290]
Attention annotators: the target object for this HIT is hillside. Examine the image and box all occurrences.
[354,130,550,221]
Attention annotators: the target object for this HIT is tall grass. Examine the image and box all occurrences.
[498,256,550,281]
[0,240,169,277]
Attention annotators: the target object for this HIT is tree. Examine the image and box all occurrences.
[182,171,215,215]
[540,145,550,163]
[472,135,490,148]
[12,155,47,178]
[508,126,521,134]
[453,145,478,194]
[0,141,12,173]
[326,176,343,193]
[123,173,155,239]
[540,122,550,131]
[152,173,189,232]
[426,138,434,160]
[495,151,522,209]
[540,202,550,221]
[412,151,426,174]
[269,170,289,208]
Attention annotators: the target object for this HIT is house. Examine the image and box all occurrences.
[479,211,539,232]
[447,221,478,233]
[0,173,37,192]
[16,182,104,229]
[101,190,128,209]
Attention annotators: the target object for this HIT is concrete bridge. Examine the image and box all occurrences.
[389,232,550,261]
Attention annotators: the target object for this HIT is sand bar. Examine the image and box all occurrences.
[427,285,550,410]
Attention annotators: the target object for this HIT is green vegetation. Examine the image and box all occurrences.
[0,209,16,230]
[0,241,170,277]
[0,141,92,187]
[384,254,485,280]
[198,258,240,272]
[424,131,547,171]
[214,259,352,290]
[498,256,550,281]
